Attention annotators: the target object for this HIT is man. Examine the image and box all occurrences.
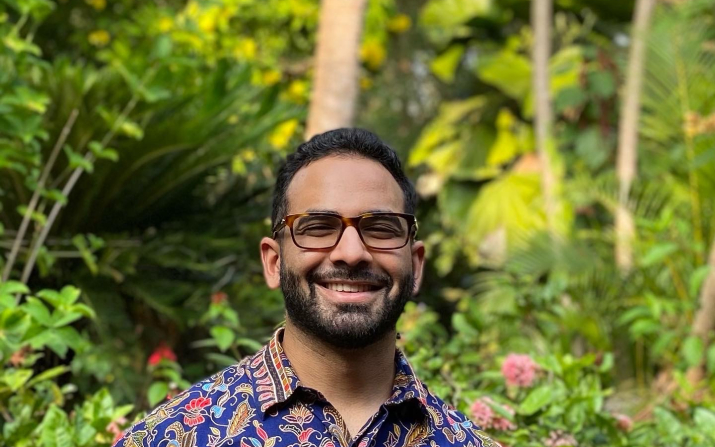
[116,128,497,447]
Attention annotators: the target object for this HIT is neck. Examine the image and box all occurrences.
[282,320,397,407]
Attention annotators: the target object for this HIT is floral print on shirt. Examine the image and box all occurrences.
[114,328,499,447]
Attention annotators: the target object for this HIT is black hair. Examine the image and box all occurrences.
[271,128,418,228]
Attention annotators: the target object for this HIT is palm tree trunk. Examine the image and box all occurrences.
[531,0,557,233]
[687,238,715,383]
[305,0,368,139]
[615,0,656,273]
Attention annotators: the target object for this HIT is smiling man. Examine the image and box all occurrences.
[115,129,497,447]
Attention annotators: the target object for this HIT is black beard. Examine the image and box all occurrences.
[280,261,413,349]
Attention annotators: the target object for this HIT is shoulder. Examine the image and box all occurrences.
[114,357,255,447]
[422,389,501,447]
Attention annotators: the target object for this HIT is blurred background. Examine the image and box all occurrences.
[1,0,715,445]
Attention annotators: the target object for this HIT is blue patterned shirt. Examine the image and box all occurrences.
[115,329,498,447]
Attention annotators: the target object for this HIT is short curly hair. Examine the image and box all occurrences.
[271,128,417,228]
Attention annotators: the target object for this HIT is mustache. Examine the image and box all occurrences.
[306,266,390,285]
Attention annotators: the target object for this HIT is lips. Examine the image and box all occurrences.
[315,281,385,304]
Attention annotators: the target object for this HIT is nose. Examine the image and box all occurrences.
[328,225,373,267]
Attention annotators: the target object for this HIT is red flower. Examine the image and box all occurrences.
[298,428,315,444]
[183,414,205,426]
[211,291,228,304]
[182,397,211,427]
[147,343,177,366]
[185,396,211,411]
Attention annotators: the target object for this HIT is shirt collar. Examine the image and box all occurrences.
[248,327,431,416]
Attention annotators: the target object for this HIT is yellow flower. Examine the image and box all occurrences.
[227,114,239,124]
[269,119,299,150]
[360,39,386,70]
[158,17,174,33]
[233,38,257,61]
[198,7,219,33]
[286,80,308,103]
[262,69,282,86]
[185,1,200,18]
[387,14,411,34]
[359,76,373,90]
[85,0,106,11]
[88,30,110,47]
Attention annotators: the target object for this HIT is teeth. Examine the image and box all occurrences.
[326,283,372,293]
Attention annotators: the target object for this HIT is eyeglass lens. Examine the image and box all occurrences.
[292,215,409,249]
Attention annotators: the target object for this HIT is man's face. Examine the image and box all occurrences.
[262,155,425,349]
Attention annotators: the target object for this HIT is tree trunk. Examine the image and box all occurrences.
[687,238,715,384]
[531,0,557,233]
[615,0,655,273]
[305,0,368,139]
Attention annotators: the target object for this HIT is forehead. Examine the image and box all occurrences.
[285,155,404,215]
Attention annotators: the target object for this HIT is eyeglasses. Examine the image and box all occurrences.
[272,212,418,250]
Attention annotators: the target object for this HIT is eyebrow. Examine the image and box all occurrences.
[304,208,397,215]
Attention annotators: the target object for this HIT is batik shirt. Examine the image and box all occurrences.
[115,329,498,447]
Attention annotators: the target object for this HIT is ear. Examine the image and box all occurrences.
[410,240,426,295]
[260,237,281,289]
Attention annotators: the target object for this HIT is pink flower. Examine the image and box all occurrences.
[470,397,517,431]
[106,416,127,445]
[470,399,494,428]
[543,430,577,447]
[491,416,517,431]
[501,353,539,387]
[614,413,633,432]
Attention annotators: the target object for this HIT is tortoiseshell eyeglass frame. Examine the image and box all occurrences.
[271,212,418,250]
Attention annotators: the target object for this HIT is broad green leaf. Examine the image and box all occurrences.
[23,297,53,326]
[682,335,704,368]
[431,45,464,83]
[640,243,678,267]
[210,326,235,352]
[689,265,711,298]
[588,70,615,98]
[148,381,169,407]
[519,385,554,415]
[0,281,29,297]
[694,408,715,436]
[2,368,33,391]
[476,50,531,101]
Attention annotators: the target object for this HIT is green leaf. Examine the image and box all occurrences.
[476,50,531,101]
[707,344,715,373]
[689,265,711,298]
[63,145,93,173]
[682,335,704,368]
[640,243,678,267]
[27,365,69,387]
[42,188,68,205]
[210,326,235,352]
[16,205,47,226]
[88,141,119,162]
[119,120,144,140]
[587,70,615,98]
[2,368,33,391]
[431,45,464,84]
[23,297,53,326]
[148,381,169,407]
[694,408,715,435]
[518,385,554,415]
[0,281,29,298]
